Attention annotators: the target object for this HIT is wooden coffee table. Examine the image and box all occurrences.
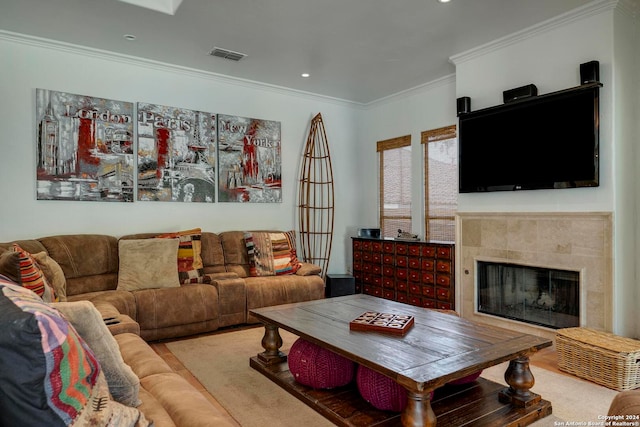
[250,294,552,427]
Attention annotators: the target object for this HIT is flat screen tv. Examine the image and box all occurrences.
[458,83,601,193]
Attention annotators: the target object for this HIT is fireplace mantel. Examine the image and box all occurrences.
[457,212,612,341]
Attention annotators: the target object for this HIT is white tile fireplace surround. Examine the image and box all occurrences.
[457,212,612,342]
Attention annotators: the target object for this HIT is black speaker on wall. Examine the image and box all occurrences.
[456,97,471,116]
[503,84,538,103]
[580,60,600,84]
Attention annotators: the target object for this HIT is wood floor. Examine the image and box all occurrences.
[150,325,567,427]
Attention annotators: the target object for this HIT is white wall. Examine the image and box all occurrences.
[358,76,458,241]
[1,2,637,336]
[0,35,363,275]
[451,8,615,214]
[613,3,640,338]
[450,2,638,337]
[359,1,638,336]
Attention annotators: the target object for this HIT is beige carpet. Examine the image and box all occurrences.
[166,327,617,427]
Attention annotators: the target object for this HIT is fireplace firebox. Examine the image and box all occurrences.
[477,261,580,329]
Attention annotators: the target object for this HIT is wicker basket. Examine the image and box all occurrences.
[556,327,640,391]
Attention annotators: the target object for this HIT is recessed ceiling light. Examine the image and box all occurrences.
[123,34,137,41]
[301,73,310,78]
[437,0,451,3]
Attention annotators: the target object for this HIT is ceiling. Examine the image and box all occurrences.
[1,0,594,104]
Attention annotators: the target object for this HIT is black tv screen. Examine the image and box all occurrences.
[458,84,600,193]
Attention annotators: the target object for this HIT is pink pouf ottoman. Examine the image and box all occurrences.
[448,370,483,386]
[357,365,410,412]
[288,338,355,389]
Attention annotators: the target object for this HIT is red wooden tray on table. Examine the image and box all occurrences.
[349,311,414,336]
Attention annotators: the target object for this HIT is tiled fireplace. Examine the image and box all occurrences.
[476,261,581,329]
[457,212,612,342]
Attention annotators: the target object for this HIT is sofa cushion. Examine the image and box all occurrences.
[141,372,236,427]
[67,289,138,320]
[218,231,250,277]
[0,239,48,256]
[39,235,119,296]
[200,232,227,274]
[157,228,211,285]
[244,231,301,276]
[117,238,180,291]
[53,301,141,407]
[12,243,57,302]
[31,251,67,301]
[115,333,174,379]
[133,285,220,341]
[245,274,325,323]
[0,278,148,426]
[0,249,21,283]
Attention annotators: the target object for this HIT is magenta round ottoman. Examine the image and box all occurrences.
[356,365,410,412]
[288,338,355,389]
[448,370,483,386]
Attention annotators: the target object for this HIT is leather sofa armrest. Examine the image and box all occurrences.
[106,315,141,336]
[89,301,141,336]
[608,390,640,417]
[56,300,140,336]
[296,262,322,276]
[91,300,121,320]
[207,274,246,327]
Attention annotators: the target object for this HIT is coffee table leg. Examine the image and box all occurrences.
[499,356,541,408]
[401,390,437,427]
[257,323,287,365]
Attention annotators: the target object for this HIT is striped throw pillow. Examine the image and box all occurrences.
[244,231,301,277]
[12,243,57,302]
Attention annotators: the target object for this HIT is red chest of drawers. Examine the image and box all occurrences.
[352,237,455,310]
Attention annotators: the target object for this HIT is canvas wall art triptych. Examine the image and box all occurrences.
[35,88,282,203]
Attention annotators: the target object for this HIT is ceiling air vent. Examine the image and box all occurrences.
[208,47,247,62]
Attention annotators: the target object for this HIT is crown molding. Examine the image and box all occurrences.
[117,0,184,15]
[0,30,362,108]
[363,74,456,109]
[449,0,620,66]
[615,0,639,17]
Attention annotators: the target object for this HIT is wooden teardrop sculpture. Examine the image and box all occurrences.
[297,113,335,280]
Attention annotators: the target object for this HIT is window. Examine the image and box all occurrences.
[422,125,457,241]
[377,135,411,239]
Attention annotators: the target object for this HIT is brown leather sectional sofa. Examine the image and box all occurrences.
[115,331,239,426]
[0,230,325,427]
[1,230,325,341]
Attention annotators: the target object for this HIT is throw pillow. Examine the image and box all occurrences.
[0,249,21,283]
[76,371,149,426]
[156,228,211,284]
[31,251,67,301]
[12,243,57,302]
[53,301,141,407]
[117,238,180,291]
[244,230,301,277]
[0,278,149,427]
